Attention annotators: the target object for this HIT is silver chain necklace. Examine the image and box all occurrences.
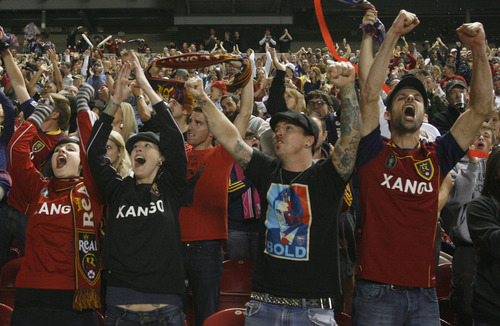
[279,166,310,202]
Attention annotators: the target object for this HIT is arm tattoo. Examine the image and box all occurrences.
[333,85,362,181]
[234,138,253,170]
[103,99,120,116]
[198,99,208,106]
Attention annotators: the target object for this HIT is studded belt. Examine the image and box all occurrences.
[250,292,335,309]
[366,280,423,291]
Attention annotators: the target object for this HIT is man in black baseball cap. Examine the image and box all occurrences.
[270,111,319,155]
[433,79,470,134]
[183,59,361,324]
[384,74,429,135]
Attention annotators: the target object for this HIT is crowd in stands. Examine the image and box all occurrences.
[0,7,499,326]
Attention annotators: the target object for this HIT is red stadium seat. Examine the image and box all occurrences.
[219,259,254,310]
[0,303,13,326]
[220,259,254,293]
[96,311,104,326]
[0,288,15,309]
[0,257,23,288]
[436,263,452,299]
[202,308,245,326]
[440,318,452,326]
[335,312,352,326]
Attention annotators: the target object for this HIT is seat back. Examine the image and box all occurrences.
[220,259,254,293]
[436,263,452,299]
[0,257,23,288]
[0,303,13,326]
[202,308,245,326]
[335,312,352,326]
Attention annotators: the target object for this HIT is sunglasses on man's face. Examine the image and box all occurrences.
[308,100,326,107]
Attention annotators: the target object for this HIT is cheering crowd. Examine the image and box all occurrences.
[0,6,499,326]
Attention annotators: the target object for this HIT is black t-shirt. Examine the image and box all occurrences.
[245,150,347,300]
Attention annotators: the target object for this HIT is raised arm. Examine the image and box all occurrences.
[0,48,30,103]
[449,23,493,151]
[358,9,377,90]
[47,48,63,92]
[329,62,362,181]
[185,77,254,170]
[233,65,254,137]
[360,10,420,137]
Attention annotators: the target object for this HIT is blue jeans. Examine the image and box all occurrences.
[182,240,223,326]
[244,299,337,326]
[0,204,29,268]
[10,306,98,326]
[105,305,184,326]
[227,229,259,261]
[352,279,440,326]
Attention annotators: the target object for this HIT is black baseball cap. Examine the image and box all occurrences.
[270,111,319,150]
[386,75,428,111]
[445,80,467,94]
[126,131,160,154]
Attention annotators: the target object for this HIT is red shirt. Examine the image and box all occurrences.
[179,145,234,241]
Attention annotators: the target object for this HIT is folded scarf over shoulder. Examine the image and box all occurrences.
[145,53,252,113]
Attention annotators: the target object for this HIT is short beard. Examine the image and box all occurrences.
[225,109,240,123]
[391,117,423,135]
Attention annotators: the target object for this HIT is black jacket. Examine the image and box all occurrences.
[87,102,187,295]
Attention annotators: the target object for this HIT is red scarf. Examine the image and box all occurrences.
[70,181,101,311]
[146,53,252,113]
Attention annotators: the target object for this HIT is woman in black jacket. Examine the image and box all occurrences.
[87,52,187,326]
[467,145,500,326]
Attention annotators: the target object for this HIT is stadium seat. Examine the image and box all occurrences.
[335,312,352,326]
[219,259,254,310]
[436,263,452,299]
[7,240,22,262]
[202,308,245,326]
[220,259,254,293]
[440,318,452,326]
[0,303,13,326]
[0,257,23,288]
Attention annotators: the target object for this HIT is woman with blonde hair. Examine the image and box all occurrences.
[284,88,306,113]
[112,102,137,141]
[106,130,132,177]
[303,66,324,94]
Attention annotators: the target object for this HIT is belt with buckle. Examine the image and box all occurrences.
[250,292,334,309]
[366,280,422,291]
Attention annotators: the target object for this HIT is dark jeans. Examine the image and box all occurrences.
[352,279,440,326]
[451,245,476,326]
[227,229,259,261]
[0,204,29,268]
[105,305,185,326]
[10,306,98,326]
[182,240,223,326]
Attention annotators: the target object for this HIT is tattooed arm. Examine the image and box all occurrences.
[328,62,362,182]
[185,77,254,170]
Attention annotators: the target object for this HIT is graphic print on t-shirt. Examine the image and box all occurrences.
[265,183,311,261]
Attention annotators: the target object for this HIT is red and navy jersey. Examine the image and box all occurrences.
[355,127,466,287]
[8,98,65,213]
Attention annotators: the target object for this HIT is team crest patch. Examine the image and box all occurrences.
[385,154,397,170]
[78,232,99,284]
[415,159,434,181]
[32,141,45,153]
[41,187,49,198]
[150,183,161,196]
